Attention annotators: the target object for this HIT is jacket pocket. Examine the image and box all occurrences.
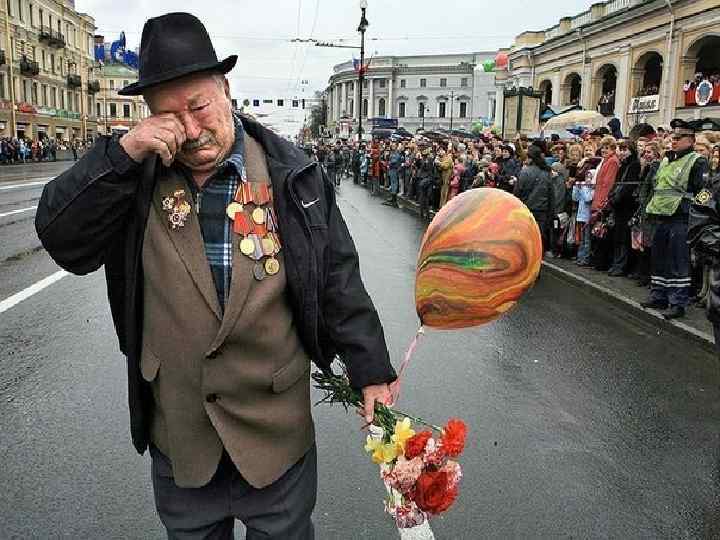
[140,344,161,382]
[272,355,310,393]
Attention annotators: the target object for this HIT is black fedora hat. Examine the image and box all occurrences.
[118,12,237,96]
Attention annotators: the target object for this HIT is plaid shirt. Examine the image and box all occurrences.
[187,117,246,312]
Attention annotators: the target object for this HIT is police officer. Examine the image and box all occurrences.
[641,119,709,320]
[688,119,720,350]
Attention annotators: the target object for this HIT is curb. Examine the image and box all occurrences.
[541,260,715,352]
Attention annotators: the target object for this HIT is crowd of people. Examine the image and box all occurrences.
[308,116,719,323]
[0,136,90,164]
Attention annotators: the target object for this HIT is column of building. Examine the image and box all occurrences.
[387,75,393,119]
[368,77,374,118]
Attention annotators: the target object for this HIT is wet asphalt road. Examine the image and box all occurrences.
[1,162,720,539]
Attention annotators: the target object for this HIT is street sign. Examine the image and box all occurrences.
[628,94,660,114]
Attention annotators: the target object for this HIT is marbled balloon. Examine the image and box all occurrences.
[415,188,542,329]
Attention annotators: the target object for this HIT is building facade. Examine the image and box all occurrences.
[326,52,497,138]
[1,0,99,140]
[231,92,320,140]
[495,0,720,133]
[93,60,149,136]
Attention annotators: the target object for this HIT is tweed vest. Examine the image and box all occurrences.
[140,135,314,489]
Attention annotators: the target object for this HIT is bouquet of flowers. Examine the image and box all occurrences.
[313,369,468,529]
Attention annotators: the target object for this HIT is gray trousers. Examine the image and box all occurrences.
[150,443,317,540]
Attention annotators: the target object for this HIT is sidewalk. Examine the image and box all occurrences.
[372,182,716,351]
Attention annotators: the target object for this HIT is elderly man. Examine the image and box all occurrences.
[35,12,395,540]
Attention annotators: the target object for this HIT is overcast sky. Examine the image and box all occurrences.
[77,0,596,99]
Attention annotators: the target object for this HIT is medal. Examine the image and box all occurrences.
[240,238,255,256]
[163,189,191,229]
[265,257,280,276]
[252,207,266,225]
[226,202,243,220]
[253,262,267,281]
[261,236,275,256]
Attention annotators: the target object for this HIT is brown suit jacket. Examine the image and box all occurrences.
[140,135,314,488]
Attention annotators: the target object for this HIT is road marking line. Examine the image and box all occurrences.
[0,206,37,218]
[0,270,68,314]
[399,521,435,539]
[0,178,53,191]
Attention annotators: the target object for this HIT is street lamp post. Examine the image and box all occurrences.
[356,0,368,143]
[420,103,428,130]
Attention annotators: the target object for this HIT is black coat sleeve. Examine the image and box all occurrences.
[319,170,397,390]
[35,136,141,275]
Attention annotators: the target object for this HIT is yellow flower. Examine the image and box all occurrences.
[391,417,416,454]
[365,436,399,464]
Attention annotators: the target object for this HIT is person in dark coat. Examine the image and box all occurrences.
[33,13,395,539]
[606,140,641,276]
[498,144,521,192]
[514,145,554,253]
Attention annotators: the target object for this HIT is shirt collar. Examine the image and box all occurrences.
[219,114,246,178]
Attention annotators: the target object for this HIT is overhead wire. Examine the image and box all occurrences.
[286,0,303,89]
[292,0,321,93]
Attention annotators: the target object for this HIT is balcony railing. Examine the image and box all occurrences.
[40,26,66,48]
[67,74,82,88]
[571,11,592,29]
[19,56,40,76]
[87,80,100,94]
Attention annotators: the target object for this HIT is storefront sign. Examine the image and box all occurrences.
[17,102,37,114]
[0,100,12,110]
[37,107,57,117]
[628,94,660,114]
[696,81,715,107]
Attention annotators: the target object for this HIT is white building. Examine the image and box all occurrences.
[326,52,497,138]
[232,93,317,140]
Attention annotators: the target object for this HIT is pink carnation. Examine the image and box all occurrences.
[391,456,424,494]
[422,438,447,469]
[440,460,463,489]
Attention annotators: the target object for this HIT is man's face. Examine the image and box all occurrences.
[144,73,234,173]
[502,149,510,159]
[672,134,693,152]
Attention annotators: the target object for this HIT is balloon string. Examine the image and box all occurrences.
[388,325,425,406]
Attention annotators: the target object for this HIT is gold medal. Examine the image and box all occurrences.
[261,237,275,256]
[265,257,280,276]
[252,207,266,225]
[226,202,243,220]
[240,238,255,256]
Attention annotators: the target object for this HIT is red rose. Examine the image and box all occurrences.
[405,431,433,459]
[413,471,458,515]
[440,419,467,457]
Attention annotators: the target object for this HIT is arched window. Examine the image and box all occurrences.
[418,102,426,117]
[539,80,553,105]
[681,36,720,107]
[562,73,582,106]
[594,65,617,116]
[378,98,386,117]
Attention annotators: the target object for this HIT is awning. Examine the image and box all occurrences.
[55,127,65,133]
[36,125,48,132]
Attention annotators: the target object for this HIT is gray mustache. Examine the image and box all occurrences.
[183,133,215,151]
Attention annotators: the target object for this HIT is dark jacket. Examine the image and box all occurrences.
[35,115,396,454]
[514,164,554,216]
[608,155,641,222]
[498,157,521,192]
[690,174,720,323]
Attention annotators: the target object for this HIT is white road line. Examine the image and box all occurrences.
[0,178,53,191]
[0,270,68,314]
[0,206,37,218]
[399,521,435,539]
